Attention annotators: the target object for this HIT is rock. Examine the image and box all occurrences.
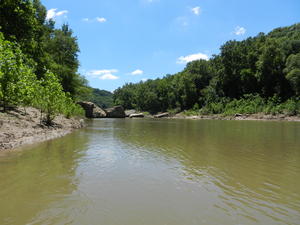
[79,119,85,127]
[235,113,243,117]
[93,106,107,118]
[279,114,286,119]
[125,109,137,117]
[129,113,144,118]
[154,112,169,118]
[106,105,126,118]
[77,101,106,118]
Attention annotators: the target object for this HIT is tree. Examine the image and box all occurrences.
[45,24,81,97]
[113,23,300,114]
[285,53,300,96]
[37,71,68,124]
[0,33,37,111]
[0,0,38,51]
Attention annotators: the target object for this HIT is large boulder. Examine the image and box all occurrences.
[125,109,137,117]
[77,101,106,118]
[129,113,144,118]
[154,112,169,118]
[106,105,126,118]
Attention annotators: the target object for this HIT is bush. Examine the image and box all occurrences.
[0,33,38,110]
[198,94,299,116]
[37,71,84,124]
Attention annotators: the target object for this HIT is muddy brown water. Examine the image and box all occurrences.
[0,119,300,225]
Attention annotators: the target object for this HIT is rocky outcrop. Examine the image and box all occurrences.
[77,102,126,119]
[154,112,169,118]
[125,109,137,117]
[77,101,106,118]
[129,113,144,118]
[106,105,126,118]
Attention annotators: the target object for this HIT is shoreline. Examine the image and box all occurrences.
[1,108,299,152]
[169,113,300,122]
[0,107,85,152]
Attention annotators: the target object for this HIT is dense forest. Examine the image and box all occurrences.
[0,0,102,123]
[114,24,300,115]
[1,0,299,120]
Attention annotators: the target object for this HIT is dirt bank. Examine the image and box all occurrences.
[0,107,85,151]
[171,113,300,122]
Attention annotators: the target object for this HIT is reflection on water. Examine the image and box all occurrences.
[0,131,89,225]
[0,118,300,225]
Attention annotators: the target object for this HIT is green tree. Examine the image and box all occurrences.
[113,23,300,115]
[45,24,81,97]
[0,0,38,52]
[0,33,36,110]
[37,71,67,124]
[285,53,300,96]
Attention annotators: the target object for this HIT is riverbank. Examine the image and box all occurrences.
[171,112,300,122]
[127,111,300,122]
[0,107,85,151]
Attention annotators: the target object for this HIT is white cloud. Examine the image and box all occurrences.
[56,10,68,16]
[191,6,201,15]
[96,17,107,23]
[99,74,119,80]
[87,69,118,76]
[177,53,209,64]
[234,26,246,35]
[82,17,107,23]
[87,69,119,80]
[141,78,148,82]
[46,8,68,20]
[46,9,56,20]
[131,69,144,75]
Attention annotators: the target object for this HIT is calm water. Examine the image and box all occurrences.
[0,119,300,225]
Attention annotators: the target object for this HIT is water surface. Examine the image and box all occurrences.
[0,119,300,225]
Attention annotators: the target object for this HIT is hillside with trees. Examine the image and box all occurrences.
[81,88,114,109]
[114,23,300,115]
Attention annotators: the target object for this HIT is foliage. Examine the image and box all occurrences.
[0,0,89,99]
[0,32,83,123]
[0,33,37,110]
[199,95,300,116]
[36,72,83,123]
[0,0,90,123]
[114,23,300,115]
[82,88,114,108]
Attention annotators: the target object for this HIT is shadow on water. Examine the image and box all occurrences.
[0,129,90,225]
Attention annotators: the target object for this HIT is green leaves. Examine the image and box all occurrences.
[0,0,87,121]
[114,23,300,114]
[0,32,83,123]
[37,71,83,124]
[285,53,300,95]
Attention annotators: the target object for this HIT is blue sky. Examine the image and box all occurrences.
[43,0,300,92]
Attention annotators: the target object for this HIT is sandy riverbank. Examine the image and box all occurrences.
[0,107,85,151]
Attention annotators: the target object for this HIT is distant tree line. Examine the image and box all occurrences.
[114,24,300,115]
[0,0,96,123]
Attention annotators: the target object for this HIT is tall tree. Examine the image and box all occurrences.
[45,24,80,97]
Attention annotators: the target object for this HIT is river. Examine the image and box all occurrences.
[0,118,300,225]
